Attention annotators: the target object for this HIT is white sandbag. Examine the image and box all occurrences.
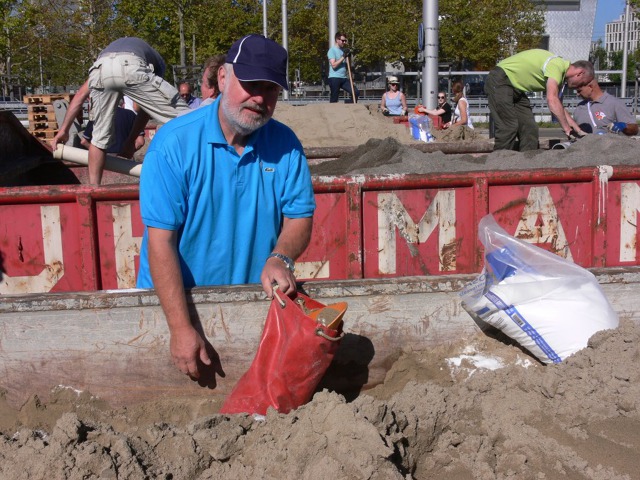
[460,215,619,364]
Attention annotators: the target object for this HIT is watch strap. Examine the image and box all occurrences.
[267,252,295,272]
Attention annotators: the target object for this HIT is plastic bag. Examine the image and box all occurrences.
[459,214,618,364]
[409,114,434,142]
[219,288,345,415]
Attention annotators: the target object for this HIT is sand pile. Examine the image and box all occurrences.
[1,320,638,479]
[310,131,640,176]
[273,102,419,148]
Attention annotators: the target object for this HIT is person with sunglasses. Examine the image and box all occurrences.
[485,49,593,151]
[380,76,407,116]
[572,78,638,137]
[416,92,452,126]
[327,32,359,103]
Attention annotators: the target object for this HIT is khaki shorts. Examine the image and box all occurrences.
[88,52,189,150]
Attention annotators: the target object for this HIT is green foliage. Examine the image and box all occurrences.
[439,0,545,69]
[606,49,640,83]
[0,0,548,92]
[590,39,607,70]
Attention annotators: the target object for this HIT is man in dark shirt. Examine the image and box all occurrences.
[416,91,452,126]
[81,101,146,155]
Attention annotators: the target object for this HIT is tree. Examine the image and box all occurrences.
[3,0,550,90]
[590,39,607,71]
[439,0,545,70]
[607,49,640,83]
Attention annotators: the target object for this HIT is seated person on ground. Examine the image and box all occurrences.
[449,81,474,129]
[415,91,452,127]
[380,76,407,116]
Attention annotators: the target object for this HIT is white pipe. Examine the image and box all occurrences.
[53,145,142,177]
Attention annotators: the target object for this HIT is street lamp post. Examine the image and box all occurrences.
[622,1,630,97]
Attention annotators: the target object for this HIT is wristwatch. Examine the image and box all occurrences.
[267,252,295,272]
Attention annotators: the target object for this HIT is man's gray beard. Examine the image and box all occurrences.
[221,95,270,136]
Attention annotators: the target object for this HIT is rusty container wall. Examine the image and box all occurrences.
[3,165,640,293]
[2,270,640,409]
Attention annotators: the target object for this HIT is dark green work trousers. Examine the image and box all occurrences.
[485,67,539,151]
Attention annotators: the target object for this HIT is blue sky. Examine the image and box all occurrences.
[592,0,627,41]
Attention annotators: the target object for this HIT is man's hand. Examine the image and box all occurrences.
[609,122,626,134]
[574,129,587,138]
[169,324,212,379]
[342,48,351,59]
[50,130,69,151]
[261,256,297,298]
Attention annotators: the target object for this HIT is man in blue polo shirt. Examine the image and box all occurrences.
[137,34,315,379]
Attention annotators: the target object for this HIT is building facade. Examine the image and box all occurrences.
[537,0,598,62]
[605,10,640,54]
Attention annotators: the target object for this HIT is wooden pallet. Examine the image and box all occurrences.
[27,104,56,114]
[30,121,58,131]
[28,111,58,122]
[29,129,58,140]
[24,97,65,135]
[23,93,72,104]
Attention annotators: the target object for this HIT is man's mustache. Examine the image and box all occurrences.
[243,103,267,114]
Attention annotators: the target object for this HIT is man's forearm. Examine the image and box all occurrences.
[148,230,192,333]
[272,216,313,260]
[60,81,89,134]
[547,96,571,133]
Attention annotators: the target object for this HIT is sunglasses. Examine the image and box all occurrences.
[339,38,347,42]
[438,96,445,99]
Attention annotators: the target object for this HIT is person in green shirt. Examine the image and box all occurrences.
[485,49,593,151]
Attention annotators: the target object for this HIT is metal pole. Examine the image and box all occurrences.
[263,0,267,37]
[622,1,630,97]
[329,0,337,48]
[635,76,638,115]
[39,42,44,94]
[422,0,438,108]
[282,0,289,100]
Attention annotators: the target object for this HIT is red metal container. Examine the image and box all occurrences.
[2,164,640,294]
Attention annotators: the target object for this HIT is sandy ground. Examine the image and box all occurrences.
[1,321,638,479]
[2,103,640,479]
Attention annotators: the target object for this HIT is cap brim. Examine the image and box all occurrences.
[233,64,288,90]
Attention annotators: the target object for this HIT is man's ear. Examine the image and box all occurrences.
[218,66,227,93]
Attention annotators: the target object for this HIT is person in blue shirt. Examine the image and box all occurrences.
[327,32,359,103]
[137,34,316,380]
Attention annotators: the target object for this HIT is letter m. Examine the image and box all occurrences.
[377,190,456,274]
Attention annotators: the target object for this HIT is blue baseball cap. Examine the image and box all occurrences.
[226,34,289,90]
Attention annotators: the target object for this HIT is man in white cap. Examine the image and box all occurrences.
[137,34,316,380]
